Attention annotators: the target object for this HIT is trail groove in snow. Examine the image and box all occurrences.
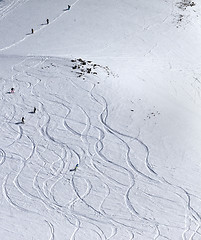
[0,55,198,240]
[0,0,80,53]
[0,0,30,20]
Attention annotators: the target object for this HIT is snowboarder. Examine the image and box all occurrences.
[70,164,79,172]
[31,28,34,34]
[21,117,25,124]
[46,19,49,24]
[33,107,36,113]
[11,88,14,93]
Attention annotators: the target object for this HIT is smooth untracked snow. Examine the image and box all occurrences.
[1,0,201,239]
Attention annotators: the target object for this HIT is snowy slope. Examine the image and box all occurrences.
[1,0,201,239]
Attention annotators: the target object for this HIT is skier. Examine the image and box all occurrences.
[21,117,25,124]
[70,164,79,172]
[31,28,34,34]
[11,88,14,93]
[47,19,49,24]
[33,107,36,113]
[67,5,71,10]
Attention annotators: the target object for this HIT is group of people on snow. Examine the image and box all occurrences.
[10,88,78,172]
[10,88,36,124]
[30,5,71,34]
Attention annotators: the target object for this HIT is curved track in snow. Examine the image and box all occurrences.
[0,55,200,240]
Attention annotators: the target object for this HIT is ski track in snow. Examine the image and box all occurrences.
[0,55,200,240]
[0,0,31,20]
[0,148,6,165]
[45,220,55,240]
[0,0,81,53]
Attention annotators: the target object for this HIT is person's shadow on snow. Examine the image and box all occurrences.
[29,107,36,114]
[63,5,71,11]
[15,117,24,125]
[6,88,15,94]
[26,29,34,35]
[70,164,79,172]
[15,122,24,125]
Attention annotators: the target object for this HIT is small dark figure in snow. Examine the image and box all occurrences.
[33,107,36,113]
[21,117,25,124]
[67,5,71,10]
[31,28,34,34]
[70,164,78,172]
[47,19,49,24]
[11,88,14,93]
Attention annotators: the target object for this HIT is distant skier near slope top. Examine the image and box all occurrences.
[67,5,71,10]
[70,164,78,172]
[11,88,14,93]
[21,117,25,124]
[47,19,49,24]
[33,107,36,113]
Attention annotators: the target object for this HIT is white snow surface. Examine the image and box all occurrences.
[0,0,201,239]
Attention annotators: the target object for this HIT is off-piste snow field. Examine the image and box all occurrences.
[1,0,201,239]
